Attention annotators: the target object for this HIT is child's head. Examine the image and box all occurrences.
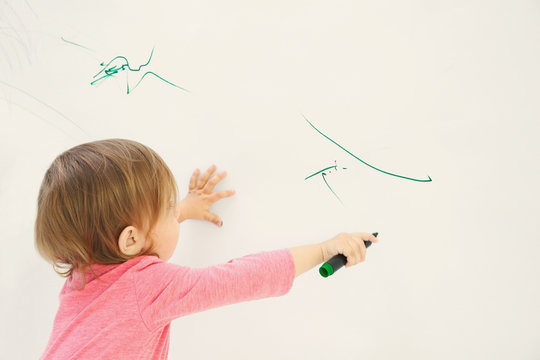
[34,139,180,286]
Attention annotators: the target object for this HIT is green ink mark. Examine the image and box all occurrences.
[305,165,336,180]
[127,71,184,94]
[306,160,347,204]
[305,160,347,180]
[322,172,343,204]
[61,37,93,52]
[303,114,432,182]
[91,47,189,94]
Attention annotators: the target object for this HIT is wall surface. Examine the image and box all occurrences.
[1,1,539,359]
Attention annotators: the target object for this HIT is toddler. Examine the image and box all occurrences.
[35,139,378,359]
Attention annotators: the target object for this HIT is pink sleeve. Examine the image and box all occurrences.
[133,249,295,331]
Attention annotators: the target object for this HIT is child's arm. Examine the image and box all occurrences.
[134,233,379,331]
[289,244,323,277]
[289,232,379,277]
[134,249,295,331]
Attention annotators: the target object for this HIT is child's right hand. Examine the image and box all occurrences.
[178,165,235,226]
[321,233,379,267]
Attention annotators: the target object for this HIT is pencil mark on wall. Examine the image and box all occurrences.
[303,114,432,183]
[0,80,89,138]
[22,0,37,18]
[0,97,73,138]
[0,0,38,71]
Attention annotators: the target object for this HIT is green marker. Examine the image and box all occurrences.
[319,232,378,278]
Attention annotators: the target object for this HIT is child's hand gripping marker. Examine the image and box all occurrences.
[319,232,378,278]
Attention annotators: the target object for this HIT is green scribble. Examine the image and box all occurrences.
[306,160,347,203]
[91,47,189,94]
[303,114,432,182]
[61,37,93,51]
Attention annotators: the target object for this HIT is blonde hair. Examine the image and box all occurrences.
[34,139,178,288]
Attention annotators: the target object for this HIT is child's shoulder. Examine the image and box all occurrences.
[130,255,183,277]
[132,255,164,270]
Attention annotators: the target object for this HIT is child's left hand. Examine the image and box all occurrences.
[178,164,235,226]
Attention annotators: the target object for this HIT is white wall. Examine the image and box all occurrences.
[1,1,539,359]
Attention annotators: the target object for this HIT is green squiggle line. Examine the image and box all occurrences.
[127,71,190,94]
[91,47,188,94]
[94,48,155,79]
[303,114,432,182]
[322,173,343,204]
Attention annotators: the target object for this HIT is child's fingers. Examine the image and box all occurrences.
[203,212,222,227]
[343,234,368,267]
[203,171,227,193]
[208,189,236,202]
[354,235,367,262]
[189,169,200,191]
[198,164,217,189]
[347,237,364,266]
[352,232,379,243]
[343,240,355,267]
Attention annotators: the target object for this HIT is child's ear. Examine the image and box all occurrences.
[118,226,145,256]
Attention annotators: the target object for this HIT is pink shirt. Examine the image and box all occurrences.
[40,249,295,360]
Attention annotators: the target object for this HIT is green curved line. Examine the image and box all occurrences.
[61,37,93,51]
[322,173,343,204]
[303,114,432,183]
[127,71,189,94]
[305,165,336,180]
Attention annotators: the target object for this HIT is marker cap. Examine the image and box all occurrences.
[319,263,334,278]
